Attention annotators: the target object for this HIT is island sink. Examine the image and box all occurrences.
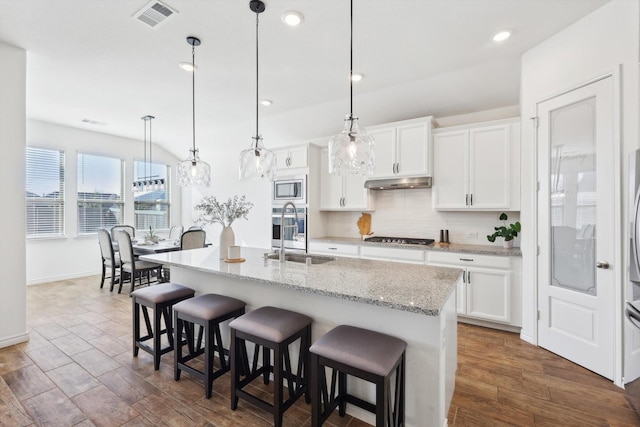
[266,253,335,265]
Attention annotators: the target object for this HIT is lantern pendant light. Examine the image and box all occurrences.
[177,36,211,187]
[132,115,165,192]
[239,0,277,181]
[328,0,375,176]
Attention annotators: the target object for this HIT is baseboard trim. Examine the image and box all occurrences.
[457,317,522,333]
[0,332,29,349]
[519,331,536,345]
[27,270,99,286]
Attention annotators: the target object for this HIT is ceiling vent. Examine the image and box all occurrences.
[133,0,177,28]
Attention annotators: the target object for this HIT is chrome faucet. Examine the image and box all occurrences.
[279,201,299,262]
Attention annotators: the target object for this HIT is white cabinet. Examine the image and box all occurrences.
[275,145,308,171]
[360,246,425,264]
[308,241,360,258]
[433,118,520,211]
[367,117,435,179]
[319,147,373,211]
[426,251,521,327]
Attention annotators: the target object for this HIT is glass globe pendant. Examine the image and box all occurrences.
[177,36,211,187]
[239,0,277,181]
[329,113,374,176]
[328,0,375,176]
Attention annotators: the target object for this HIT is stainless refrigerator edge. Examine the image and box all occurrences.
[625,150,640,414]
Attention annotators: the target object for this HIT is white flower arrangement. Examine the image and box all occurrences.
[195,195,254,227]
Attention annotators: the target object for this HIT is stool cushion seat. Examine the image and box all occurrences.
[173,294,246,321]
[310,325,407,377]
[132,282,194,304]
[229,306,312,343]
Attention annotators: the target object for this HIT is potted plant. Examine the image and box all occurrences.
[487,213,521,249]
[195,195,254,259]
[145,226,159,244]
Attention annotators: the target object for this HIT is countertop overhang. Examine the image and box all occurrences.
[140,246,461,316]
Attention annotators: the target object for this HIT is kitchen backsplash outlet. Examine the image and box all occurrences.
[322,188,521,247]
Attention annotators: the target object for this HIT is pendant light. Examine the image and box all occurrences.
[132,115,165,192]
[177,36,211,187]
[328,0,375,176]
[239,0,277,181]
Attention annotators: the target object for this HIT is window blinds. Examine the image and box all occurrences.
[26,147,65,237]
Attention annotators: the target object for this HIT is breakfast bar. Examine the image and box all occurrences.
[141,246,461,427]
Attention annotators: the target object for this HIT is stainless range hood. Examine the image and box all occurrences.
[364,176,432,190]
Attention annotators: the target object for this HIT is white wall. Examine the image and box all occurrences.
[0,42,27,348]
[520,0,639,381]
[323,189,520,246]
[26,120,182,284]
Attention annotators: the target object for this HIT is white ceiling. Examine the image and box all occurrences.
[0,0,607,156]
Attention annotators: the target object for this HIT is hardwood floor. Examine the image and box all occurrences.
[0,275,637,426]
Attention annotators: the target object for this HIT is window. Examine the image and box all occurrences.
[134,160,170,230]
[77,153,124,234]
[26,147,65,237]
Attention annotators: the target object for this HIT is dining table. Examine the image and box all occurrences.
[131,239,181,255]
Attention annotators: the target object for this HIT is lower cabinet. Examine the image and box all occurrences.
[360,246,425,264]
[308,241,360,258]
[426,251,521,327]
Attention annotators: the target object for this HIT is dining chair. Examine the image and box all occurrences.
[180,229,206,250]
[169,225,184,241]
[115,230,163,294]
[97,228,121,291]
[187,225,203,231]
[111,224,135,239]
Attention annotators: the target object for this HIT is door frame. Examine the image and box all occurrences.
[531,68,623,386]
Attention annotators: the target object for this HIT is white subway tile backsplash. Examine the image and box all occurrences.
[322,188,520,247]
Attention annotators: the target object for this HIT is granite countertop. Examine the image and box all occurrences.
[141,246,461,316]
[311,236,522,257]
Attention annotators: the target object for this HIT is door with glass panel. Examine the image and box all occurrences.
[537,76,615,380]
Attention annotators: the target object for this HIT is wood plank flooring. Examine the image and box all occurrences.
[0,275,637,426]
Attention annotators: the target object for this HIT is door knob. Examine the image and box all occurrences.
[596,261,610,269]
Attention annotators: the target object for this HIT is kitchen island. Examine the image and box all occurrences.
[141,246,461,427]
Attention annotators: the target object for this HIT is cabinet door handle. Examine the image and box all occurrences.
[459,258,474,262]
[328,247,338,250]
[396,163,400,174]
[287,157,291,167]
[465,194,469,206]
[470,194,473,206]
[462,271,466,283]
[467,271,471,284]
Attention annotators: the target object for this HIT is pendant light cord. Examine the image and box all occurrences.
[192,43,197,155]
[144,117,148,179]
[350,0,353,119]
[255,12,260,144]
[149,117,152,179]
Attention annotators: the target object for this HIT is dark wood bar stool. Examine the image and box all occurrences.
[310,325,407,427]
[172,294,246,398]
[229,306,312,427]
[131,283,195,370]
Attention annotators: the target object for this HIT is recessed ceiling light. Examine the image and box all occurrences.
[492,31,511,42]
[351,73,365,82]
[178,61,198,71]
[281,10,304,26]
[260,99,273,106]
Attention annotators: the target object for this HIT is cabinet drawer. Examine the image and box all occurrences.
[361,246,425,264]
[308,242,360,258]
[426,251,510,269]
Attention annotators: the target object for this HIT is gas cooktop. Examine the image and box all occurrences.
[364,236,435,245]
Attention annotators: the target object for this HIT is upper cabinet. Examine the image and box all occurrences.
[433,118,520,211]
[274,145,308,171]
[367,117,435,179]
[319,147,373,211]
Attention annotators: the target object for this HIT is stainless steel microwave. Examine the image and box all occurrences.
[273,176,306,204]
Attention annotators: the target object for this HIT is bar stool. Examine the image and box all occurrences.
[310,325,407,427]
[172,294,246,398]
[229,306,312,427]
[131,282,195,370]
